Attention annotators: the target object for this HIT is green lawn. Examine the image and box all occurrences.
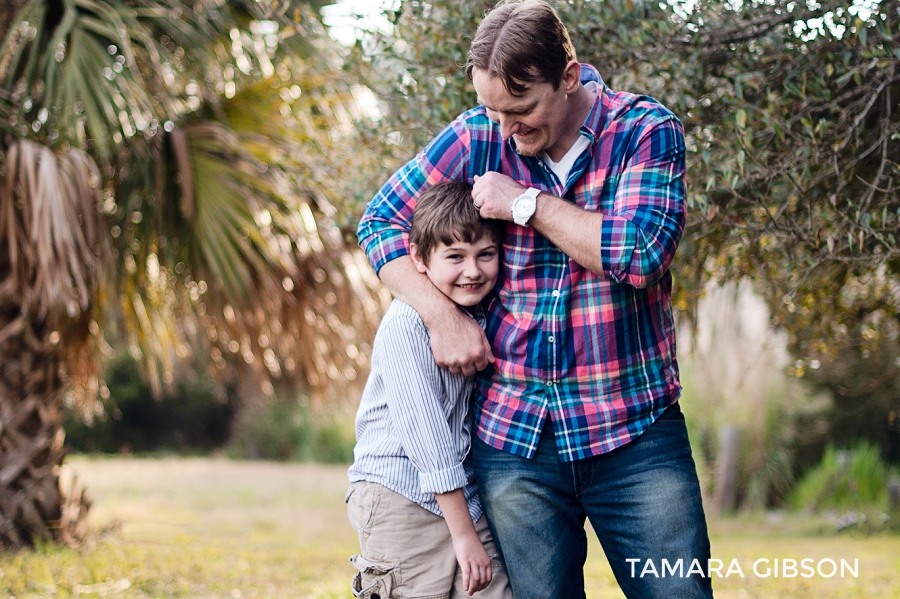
[1,457,898,598]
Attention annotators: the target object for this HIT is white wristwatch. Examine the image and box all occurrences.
[511,187,540,226]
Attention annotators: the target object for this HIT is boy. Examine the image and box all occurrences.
[346,182,512,599]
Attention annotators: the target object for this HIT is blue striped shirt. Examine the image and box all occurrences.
[348,299,483,522]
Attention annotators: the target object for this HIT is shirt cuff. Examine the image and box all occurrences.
[360,229,410,275]
[419,463,468,495]
[600,215,638,283]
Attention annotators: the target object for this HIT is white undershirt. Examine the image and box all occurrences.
[540,80,599,187]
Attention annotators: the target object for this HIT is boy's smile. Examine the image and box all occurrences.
[411,236,500,307]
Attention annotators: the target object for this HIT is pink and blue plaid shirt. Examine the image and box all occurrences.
[358,65,685,462]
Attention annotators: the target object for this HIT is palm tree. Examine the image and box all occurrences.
[0,0,384,550]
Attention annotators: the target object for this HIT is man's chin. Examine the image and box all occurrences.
[512,135,545,157]
[514,144,542,157]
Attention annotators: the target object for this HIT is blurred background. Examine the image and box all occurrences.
[1,0,899,595]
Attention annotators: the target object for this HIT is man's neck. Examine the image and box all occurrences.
[546,84,596,163]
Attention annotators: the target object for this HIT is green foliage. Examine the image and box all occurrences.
[63,353,233,454]
[349,0,900,378]
[791,442,891,511]
[801,334,900,464]
[676,287,831,511]
[1,0,384,408]
[227,399,355,463]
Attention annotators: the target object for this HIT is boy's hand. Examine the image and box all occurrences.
[435,489,493,595]
[452,531,493,595]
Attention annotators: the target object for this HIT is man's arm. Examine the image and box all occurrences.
[472,117,686,287]
[358,115,494,374]
[379,257,493,377]
[473,173,605,274]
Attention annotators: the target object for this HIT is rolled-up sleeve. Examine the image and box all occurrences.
[378,315,469,495]
[358,118,473,275]
[600,115,686,288]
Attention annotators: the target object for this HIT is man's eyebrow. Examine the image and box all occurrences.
[507,101,537,114]
[477,98,537,114]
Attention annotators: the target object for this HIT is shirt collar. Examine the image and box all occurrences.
[578,63,607,144]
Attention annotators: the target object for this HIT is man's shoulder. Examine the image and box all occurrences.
[445,106,500,137]
[602,86,680,131]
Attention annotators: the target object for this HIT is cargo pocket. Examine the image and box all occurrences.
[349,554,395,599]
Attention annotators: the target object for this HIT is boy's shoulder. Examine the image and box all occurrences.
[381,298,426,327]
[376,299,485,341]
[374,299,429,343]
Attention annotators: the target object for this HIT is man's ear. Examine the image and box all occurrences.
[562,60,581,94]
[409,243,429,274]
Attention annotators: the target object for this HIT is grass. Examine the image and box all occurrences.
[1,457,899,598]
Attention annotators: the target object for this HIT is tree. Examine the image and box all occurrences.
[350,0,899,456]
[0,0,383,549]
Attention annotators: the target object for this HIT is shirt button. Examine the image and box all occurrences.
[552,289,560,297]
[548,336,555,343]
[546,381,554,387]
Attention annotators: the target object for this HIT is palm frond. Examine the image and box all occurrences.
[0,140,101,317]
[3,0,388,407]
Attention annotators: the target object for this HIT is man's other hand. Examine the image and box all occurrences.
[472,172,524,222]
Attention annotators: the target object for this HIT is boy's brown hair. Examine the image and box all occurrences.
[409,181,505,265]
[465,0,576,96]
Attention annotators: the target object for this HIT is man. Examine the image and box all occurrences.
[357,1,713,597]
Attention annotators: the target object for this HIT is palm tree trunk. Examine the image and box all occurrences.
[0,0,29,46]
[0,258,90,549]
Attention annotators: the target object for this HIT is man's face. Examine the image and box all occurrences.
[472,68,572,159]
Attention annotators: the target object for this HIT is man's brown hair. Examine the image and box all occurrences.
[409,182,505,265]
[465,0,576,96]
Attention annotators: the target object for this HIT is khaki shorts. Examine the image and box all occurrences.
[346,481,513,599]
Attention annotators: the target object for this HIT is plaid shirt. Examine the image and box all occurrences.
[358,65,685,462]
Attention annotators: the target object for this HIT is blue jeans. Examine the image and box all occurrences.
[471,403,713,599]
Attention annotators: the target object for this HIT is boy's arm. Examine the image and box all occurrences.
[378,314,472,497]
[434,489,492,596]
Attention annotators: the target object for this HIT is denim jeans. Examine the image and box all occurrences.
[471,403,713,599]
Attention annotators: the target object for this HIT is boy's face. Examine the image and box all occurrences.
[410,235,500,307]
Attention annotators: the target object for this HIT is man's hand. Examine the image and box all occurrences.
[472,172,525,222]
[426,305,494,376]
[451,530,493,595]
[475,172,608,275]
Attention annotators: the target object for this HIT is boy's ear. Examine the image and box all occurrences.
[409,243,429,274]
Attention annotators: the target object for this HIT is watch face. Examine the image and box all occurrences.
[515,197,536,217]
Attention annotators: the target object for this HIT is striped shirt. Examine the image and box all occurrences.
[358,64,685,463]
[348,299,483,522]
